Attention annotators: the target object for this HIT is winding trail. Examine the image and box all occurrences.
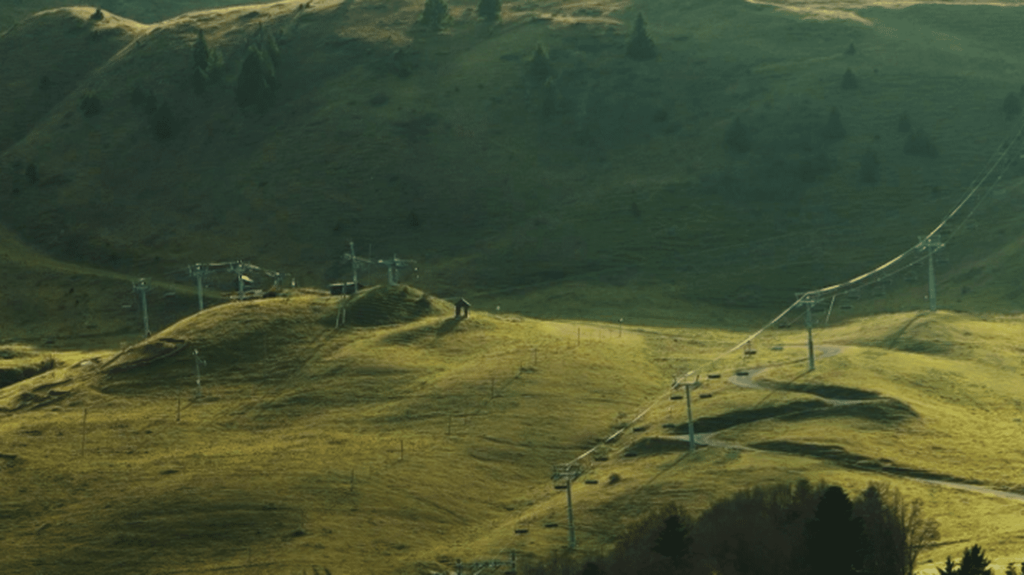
[669,345,1024,504]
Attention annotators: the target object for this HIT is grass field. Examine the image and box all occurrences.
[4,288,1024,573]
[3,0,1024,572]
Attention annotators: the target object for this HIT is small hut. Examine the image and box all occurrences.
[455,297,471,318]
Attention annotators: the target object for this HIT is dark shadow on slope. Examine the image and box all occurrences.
[769,382,880,400]
[779,398,917,424]
[752,440,974,484]
[683,400,828,433]
[625,436,702,456]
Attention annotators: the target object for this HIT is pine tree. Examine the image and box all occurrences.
[805,486,865,575]
[938,556,958,575]
[419,0,449,31]
[651,514,692,566]
[477,0,500,21]
[529,44,552,80]
[841,67,858,89]
[959,545,993,575]
[823,106,846,139]
[626,13,656,60]
[235,45,275,109]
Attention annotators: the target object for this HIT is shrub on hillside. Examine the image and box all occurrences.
[80,93,103,117]
[478,0,501,21]
[192,29,224,95]
[822,106,846,140]
[626,13,656,61]
[841,68,858,89]
[235,26,280,110]
[939,544,993,575]
[529,43,552,81]
[419,0,449,31]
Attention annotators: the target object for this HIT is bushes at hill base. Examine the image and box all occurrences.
[235,27,280,110]
[419,0,449,31]
[477,0,500,21]
[626,14,656,61]
[522,481,938,575]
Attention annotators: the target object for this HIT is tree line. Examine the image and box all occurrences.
[521,481,941,575]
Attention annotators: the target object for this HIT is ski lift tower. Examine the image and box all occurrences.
[341,241,374,292]
[378,254,417,286]
[132,278,152,337]
[188,263,212,311]
[228,261,253,301]
[551,463,582,549]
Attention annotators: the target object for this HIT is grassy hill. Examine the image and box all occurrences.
[4,0,1024,572]
[1,0,1024,343]
[5,288,1024,572]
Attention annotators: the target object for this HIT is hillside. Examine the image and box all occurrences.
[4,287,1024,572]
[1,0,1024,343]
[5,0,1024,572]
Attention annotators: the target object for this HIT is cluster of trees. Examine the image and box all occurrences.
[522,481,940,575]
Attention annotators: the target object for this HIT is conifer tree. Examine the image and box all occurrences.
[529,43,552,80]
[823,106,846,140]
[626,13,656,60]
[805,486,865,575]
[419,0,449,31]
[235,44,275,109]
[478,0,501,21]
[959,545,994,575]
[841,67,858,89]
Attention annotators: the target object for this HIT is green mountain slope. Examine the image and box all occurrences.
[1,0,1023,343]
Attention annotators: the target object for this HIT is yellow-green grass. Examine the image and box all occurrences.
[5,288,1024,572]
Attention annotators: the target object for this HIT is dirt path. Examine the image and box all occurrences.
[682,345,1024,504]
